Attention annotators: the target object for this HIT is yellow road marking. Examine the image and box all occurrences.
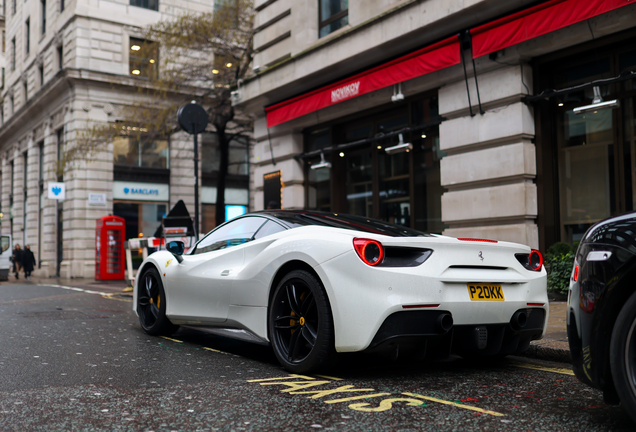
[509,361,574,376]
[324,393,391,404]
[291,385,377,399]
[315,374,343,381]
[101,294,131,303]
[262,381,331,392]
[202,346,239,357]
[160,336,183,344]
[403,393,505,417]
[248,374,315,383]
[349,397,426,412]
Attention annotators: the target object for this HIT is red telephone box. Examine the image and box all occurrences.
[95,216,126,280]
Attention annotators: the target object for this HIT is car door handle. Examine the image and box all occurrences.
[221,270,231,276]
[586,251,612,261]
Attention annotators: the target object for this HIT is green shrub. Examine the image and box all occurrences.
[546,252,575,295]
[546,242,574,259]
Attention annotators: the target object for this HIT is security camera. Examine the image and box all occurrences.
[253,65,261,73]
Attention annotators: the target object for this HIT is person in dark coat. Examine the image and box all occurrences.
[23,246,36,280]
[12,244,23,280]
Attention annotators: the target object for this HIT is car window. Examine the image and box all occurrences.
[253,220,286,240]
[263,211,430,237]
[193,217,266,254]
[1,236,10,254]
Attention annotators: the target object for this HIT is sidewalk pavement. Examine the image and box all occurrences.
[524,301,571,363]
[3,276,572,363]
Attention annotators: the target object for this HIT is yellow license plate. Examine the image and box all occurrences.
[467,284,505,301]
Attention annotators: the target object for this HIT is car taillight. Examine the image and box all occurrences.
[529,249,543,271]
[573,264,579,282]
[353,238,384,266]
[515,249,543,272]
[458,238,498,243]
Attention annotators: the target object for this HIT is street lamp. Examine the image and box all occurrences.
[177,101,209,242]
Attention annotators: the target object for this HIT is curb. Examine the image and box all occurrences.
[521,344,572,363]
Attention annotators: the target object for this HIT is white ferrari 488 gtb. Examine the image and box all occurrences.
[133,210,548,372]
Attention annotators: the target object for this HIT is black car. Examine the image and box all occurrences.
[567,211,636,423]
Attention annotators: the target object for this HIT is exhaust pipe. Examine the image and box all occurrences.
[436,313,453,333]
[510,310,528,331]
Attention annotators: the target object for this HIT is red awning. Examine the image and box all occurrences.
[471,0,633,59]
[265,36,460,128]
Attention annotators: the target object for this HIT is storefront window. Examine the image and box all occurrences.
[307,128,331,211]
[539,41,636,244]
[377,113,410,225]
[621,50,636,212]
[558,107,614,241]
[304,94,444,233]
[113,137,169,169]
[554,56,616,242]
[346,152,373,217]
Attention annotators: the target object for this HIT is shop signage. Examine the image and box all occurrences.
[48,182,65,200]
[331,81,360,103]
[265,36,460,128]
[113,181,169,202]
[88,193,107,206]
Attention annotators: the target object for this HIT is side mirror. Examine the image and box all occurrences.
[167,241,185,263]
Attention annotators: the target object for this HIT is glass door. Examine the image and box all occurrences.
[554,56,616,243]
[620,49,636,211]
[557,105,614,242]
[549,44,636,244]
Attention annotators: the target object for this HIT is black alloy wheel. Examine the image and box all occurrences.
[137,267,179,336]
[610,290,636,424]
[269,270,335,373]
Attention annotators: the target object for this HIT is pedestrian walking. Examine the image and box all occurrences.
[23,246,36,280]
[12,244,23,280]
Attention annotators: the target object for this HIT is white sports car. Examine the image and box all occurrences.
[133,210,548,372]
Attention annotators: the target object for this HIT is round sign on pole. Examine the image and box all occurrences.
[177,102,209,134]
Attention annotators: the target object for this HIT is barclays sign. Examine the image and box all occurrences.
[124,187,160,196]
[113,181,169,202]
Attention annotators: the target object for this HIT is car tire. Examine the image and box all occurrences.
[269,270,335,373]
[610,290,636,424]
[137,267,179,336]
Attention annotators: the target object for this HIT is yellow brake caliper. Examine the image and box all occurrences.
[289,291,307,335]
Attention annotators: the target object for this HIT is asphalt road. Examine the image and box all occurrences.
[0,283,632,431]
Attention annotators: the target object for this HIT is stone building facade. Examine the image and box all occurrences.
[237,0,636,252]
[0,0,249,278]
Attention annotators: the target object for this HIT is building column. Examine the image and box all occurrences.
[25,134,40,258]
[12,147,24,246]
[438,64,539,249]
[0,157,10,236]
[38,119,59,277]
[252,116,304,210]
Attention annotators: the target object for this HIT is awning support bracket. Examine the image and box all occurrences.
[460,31,484,116]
